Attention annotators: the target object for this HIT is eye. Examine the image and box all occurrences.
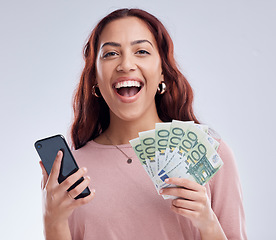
[136,50,150,55]
[103,51,118,58]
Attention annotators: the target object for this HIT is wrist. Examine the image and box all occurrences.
[44,218,68,229]
[44,218,71,240]
[199,214,227,240]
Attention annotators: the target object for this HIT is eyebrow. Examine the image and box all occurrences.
[100,39,153,49]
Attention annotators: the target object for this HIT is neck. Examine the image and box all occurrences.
[108,118,162,145]
[98,112,162,145]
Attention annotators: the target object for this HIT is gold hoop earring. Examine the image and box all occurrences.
[157,81,166,95]
[92,84,101,98]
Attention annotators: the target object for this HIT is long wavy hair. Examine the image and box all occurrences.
[71,8,199,149]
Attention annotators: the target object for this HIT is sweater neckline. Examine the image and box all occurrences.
[88,140,132,149]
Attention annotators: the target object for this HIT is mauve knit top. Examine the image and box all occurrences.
[68,139,247,240]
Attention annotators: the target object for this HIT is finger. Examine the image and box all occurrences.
[39,161,48,189]
[59,167,87,192]
[67,176,91,199]
[47,151,63,186]
[74,188,95,207]
[165,178,203,191]
[172,198,200,211]
[160,187,198,201]
[171,204,198,219]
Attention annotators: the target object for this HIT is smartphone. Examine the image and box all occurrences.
[34,134,90,199]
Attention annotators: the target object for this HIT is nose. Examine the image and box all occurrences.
[116,54,137,72]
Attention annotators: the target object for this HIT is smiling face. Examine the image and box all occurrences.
[95,16,163,124]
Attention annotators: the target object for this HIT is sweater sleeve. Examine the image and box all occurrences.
[209,139,247,240]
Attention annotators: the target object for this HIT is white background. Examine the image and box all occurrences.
[0,1,275,239]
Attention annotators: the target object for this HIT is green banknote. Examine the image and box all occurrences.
[195,124,219,150]
[183,124,223,184]
[154,123,198,193]
[129,137,153,178]
[195,123,208,133]
[130,120,223,200]
[139,129,157,177]
[156,124,223,190]
[159,120,193,176]
[155,122,171,172]
[164,120,193,166]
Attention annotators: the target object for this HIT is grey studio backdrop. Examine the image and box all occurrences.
[0,1,275,239]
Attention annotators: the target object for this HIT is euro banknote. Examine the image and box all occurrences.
[139,130,157,177]
[130,120,223,199]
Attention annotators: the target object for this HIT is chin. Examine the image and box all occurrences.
[110,102,157,123]
[118,112,143,122]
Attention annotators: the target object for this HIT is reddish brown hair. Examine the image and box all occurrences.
[71,8,199,149]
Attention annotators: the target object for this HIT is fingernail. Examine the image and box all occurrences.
[165,178,169,183]
[159,189,163,194]
[86,176,90,180]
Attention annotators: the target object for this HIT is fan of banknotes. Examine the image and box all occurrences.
[129,120,223,199]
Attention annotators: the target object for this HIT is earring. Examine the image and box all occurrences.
[92,84,101,98]
[157,81,166,95]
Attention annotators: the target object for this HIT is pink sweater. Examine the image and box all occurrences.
[69,139,247,239]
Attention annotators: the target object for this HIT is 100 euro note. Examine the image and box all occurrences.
[157,120,194,178]
[163,120,193,170]
[129,136,161,194]
[183,124,223,184]
[155,122,171,173]
[154,124,223,198]
[129,137,153,178]
[194,123,220,151]
[139,129,157,177]
[130,121,223,200]
[153,121,198,198]
[153,120,195,199]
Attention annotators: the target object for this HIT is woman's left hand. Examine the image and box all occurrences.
[160,178,226,239]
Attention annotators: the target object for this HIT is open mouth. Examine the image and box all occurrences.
[113,80,143,97]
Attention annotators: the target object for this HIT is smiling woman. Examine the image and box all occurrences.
[39,8,247,240]
[71,9,199,149]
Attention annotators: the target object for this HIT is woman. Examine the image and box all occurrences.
[40,8,247,240]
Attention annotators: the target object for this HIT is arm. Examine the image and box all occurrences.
[208,140,247,239]
[40,151,95,240]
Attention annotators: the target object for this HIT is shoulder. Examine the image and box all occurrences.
[206,127,238,172]
[217,139,235,164]
[72,141,93,154]
[71,141,98,165]
[207,128,236,170]
[208,137,241,189]
[71,140,116,166]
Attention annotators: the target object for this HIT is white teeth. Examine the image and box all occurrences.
[114,81,141,89]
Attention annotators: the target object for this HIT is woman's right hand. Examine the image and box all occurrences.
[39,151,95,240]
